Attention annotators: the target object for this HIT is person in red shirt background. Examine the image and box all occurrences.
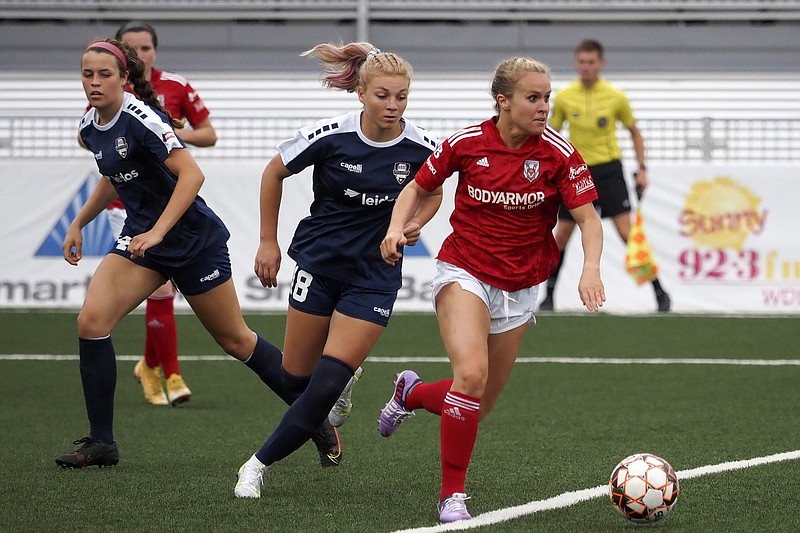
[110,20,218,407]
[378,57,605,522]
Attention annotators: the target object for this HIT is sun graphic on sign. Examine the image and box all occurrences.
[684,177,762,250]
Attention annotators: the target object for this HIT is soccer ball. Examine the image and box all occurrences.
[609,452,680,524]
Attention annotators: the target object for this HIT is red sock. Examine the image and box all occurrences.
[406,379,453,415]
[440,391,480,500]
[145,296,179,378]
[143,330,159,369]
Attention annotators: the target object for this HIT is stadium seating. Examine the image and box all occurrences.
[1,72,798,163]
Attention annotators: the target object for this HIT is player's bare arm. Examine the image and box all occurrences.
[382,181,429,265]
[254,154,293,288]
[570,202,605,311]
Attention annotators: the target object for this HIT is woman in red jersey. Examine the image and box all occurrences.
[378,56,605,523]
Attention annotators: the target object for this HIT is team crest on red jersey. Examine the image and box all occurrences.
[523,160,540,182]
[115,137,128,158]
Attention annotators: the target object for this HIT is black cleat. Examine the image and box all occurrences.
[538,292,554,311]
[656,291,672,313]
[55,436,119,469]
[311,420,342,468]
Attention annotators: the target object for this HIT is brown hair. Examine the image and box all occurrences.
[84,38,183,128]
[116,20,158,49]
[490,57,550,113]
[575,39,604,59]
[301,42,413,93]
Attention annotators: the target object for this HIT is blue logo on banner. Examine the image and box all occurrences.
[36,171,117,257]
[403,239,430,256]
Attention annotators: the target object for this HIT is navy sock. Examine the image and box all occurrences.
[281,368,311,405]
[255,356,354,466]
[244,335,297,404]
[78,337,117,444]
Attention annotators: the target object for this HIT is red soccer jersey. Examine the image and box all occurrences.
[150,68,210,128]
[415,118,597,291]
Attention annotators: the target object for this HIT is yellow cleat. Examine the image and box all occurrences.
[134,359,168,406]
[166,373,192,406]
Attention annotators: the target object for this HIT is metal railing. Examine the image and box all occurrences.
[2,116,799,164]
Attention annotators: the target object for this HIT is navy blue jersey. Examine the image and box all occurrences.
[79,92,229,267]
[279,110,437,290]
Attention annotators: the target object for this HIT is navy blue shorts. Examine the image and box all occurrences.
[288,265,396,327]
[108,239,232,296]
[559,159,631,220]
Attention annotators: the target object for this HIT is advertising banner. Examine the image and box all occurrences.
[1,160,797,314]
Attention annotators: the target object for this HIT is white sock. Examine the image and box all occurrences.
[247,454,266,470]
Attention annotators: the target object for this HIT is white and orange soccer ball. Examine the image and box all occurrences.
[609,453,680,524]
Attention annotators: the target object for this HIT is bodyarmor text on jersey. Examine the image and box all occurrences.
[467,184,545,208]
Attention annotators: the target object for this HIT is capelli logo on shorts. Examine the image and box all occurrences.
[373,306,391,318]
[199,269,220,283]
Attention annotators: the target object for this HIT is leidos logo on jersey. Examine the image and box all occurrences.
[115,136,129,158]
[107,169,139,183]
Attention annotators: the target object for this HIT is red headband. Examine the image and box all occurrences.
[85,41,128,70]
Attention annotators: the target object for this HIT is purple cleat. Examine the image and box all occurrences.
[377,370,421,437]
[438,492,472,522]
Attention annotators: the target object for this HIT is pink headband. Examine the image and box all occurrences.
[85,41,128,70]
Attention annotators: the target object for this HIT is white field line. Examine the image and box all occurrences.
[388,449,800,533]
[3,353,798,531]
[2,354,800,366]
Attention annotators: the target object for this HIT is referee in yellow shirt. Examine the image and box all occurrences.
[542,39,670,312]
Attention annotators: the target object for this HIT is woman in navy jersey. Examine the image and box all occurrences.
[234,42,441,498]
[378,57,606,522]
[55,39,284,469]
[112,20,219,408]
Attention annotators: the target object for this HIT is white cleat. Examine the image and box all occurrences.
[235,457,266,498]
[328,366,364,428]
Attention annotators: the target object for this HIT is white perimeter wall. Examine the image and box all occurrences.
[1,159,798,314]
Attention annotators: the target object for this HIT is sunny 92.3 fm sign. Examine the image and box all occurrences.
[676,176,787,284]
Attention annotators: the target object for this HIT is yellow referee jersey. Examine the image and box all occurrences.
[549,79,635,166]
